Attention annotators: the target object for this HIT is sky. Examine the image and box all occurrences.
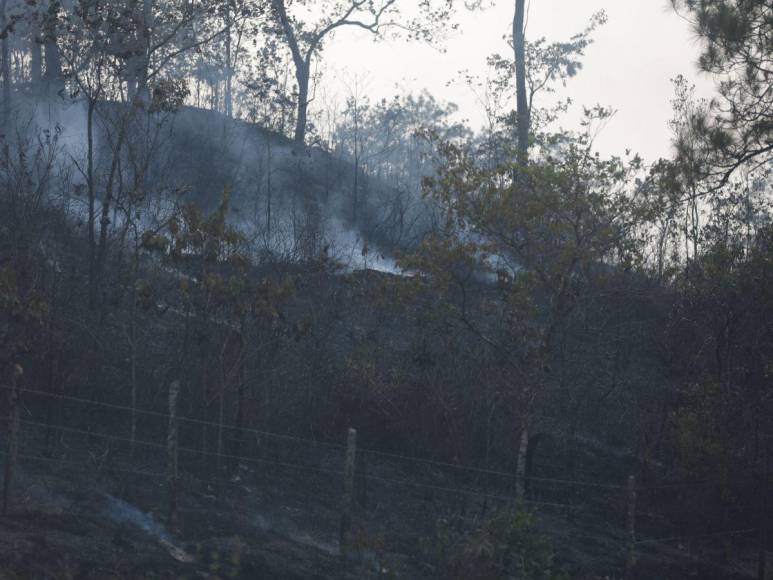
[318,0,716,164]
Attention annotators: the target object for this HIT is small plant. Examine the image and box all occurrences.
[193,542,243,578]
[420,508,568,580]
[345,527,401,577]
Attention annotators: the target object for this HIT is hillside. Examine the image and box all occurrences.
[1,0,772,575]
[21,98,426,274]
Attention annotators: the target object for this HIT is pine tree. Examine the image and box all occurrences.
[672,0,772,189]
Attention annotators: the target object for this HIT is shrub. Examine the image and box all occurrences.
[420,508,568,580]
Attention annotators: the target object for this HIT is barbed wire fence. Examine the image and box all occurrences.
[0,382,769,578]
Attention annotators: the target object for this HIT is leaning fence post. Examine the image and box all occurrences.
[167,379,180,530]
[339,428,357,556]
[624,475,637,580]
[2,364,23,516]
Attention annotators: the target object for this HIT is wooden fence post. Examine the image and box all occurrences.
[339,428,357,556]
[759,440,769,580]
[167,379,180,530]
[515,423,529,502]
[2,364,23,516]
[624,475,637,580]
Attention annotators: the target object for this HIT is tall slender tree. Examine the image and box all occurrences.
[1,0,10,126]
[513,0,528,163]
[42,0,62,96]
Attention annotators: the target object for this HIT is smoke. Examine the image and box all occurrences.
[325,217,403,275]
[103,494,170,540]
[102,494,194,563]
[17,96,418,277]
[457,229,523,284]
[253,510,386,573]
[28,100,90,154]
[253,511,338,555]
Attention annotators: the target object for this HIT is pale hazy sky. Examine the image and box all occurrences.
[319,0,715,163]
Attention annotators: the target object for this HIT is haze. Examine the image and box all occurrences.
[323,0,715,162]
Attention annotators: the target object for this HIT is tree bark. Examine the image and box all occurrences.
[513,0,529,164]
[30,37,42,87]
[129,0,152,106]
[1,0,10,128]
[86,98,97,307]
[266,136,273,242]
[272,0,311,145]
[293,61,310,145]
[43,1,62,97]
[352,97,360,223]
[224,13,233,118]
[94,118,129,301]
[128,248,138,458]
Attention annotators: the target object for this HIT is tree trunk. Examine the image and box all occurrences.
[94,120,129,300]
[129,251,138,459]
[1,0,10,128]
[272,0,310,145]
[513,0,529,164]
[266,137,272,243]
[294,62,310,145]
[44,41,61,93]
[135,65,150,106]
[30,35,42,88]
[131,0,152,106]
[352,99,360,223]
[86,98,97,308]
[224,14,233,118]
[127,79,137,101]
[43,1,62,97]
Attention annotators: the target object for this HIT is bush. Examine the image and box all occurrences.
[420,508,568,580]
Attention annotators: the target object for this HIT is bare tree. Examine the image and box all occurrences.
[269,0,462,145]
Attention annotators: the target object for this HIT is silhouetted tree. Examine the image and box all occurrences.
[672,0,772,190]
